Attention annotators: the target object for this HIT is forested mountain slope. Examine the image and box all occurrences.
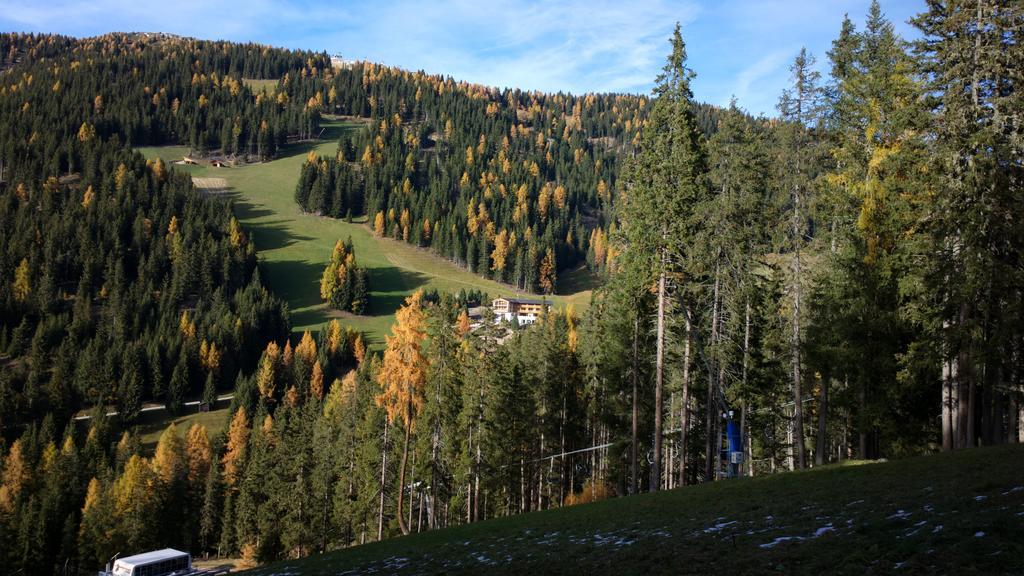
[0,32,329,573]
[292,64,724,292]
[0,33,332,429]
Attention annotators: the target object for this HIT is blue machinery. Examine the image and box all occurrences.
[723,410,744,479]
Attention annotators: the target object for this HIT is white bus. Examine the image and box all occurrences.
[103,549,191,576]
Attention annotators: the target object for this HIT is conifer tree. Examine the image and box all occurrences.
[222,408,250,490]
[913,0,1024,451]
[776,47,823,470]
[375,291,429,534]
[618,24,706,490]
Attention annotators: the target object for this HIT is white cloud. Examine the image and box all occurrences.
[309,0,699,95]
[728,49,792,110]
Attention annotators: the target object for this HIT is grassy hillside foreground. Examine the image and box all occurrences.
[244,445,1024,575]
[138,120,595,347]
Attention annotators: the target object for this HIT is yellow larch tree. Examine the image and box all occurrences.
[256,341,282,400]
[111,455,159,549]
[539,248,557,294]
[222,408,249,490]
[184,424,212,485]
[12,258,30,303]
[456,310,471,337]
[82,185,95,208]
[0,439,30,512]
[295,330,318,367]
[310,360,325,401]
[325,319,344,358]
[491,229,510,274]
[353,333,366,365]
[375,290,429,535]
[152,423,186,486]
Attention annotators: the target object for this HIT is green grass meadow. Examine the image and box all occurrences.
[242,78,280,94]
[139,119,595,348]
[243,444,1024,575]
[136,405,232,450]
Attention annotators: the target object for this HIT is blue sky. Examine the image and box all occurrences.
[0,0,924,116]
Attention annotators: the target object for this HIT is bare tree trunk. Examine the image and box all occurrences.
[967,372,976,448]
[816,373,828,466]
[631,315,640,494]
[746,409,755,478]
[942,319,955,451]
[651,249,667,492]
[559,395,567,504]
[741,300,751,474]
[396,398,413,535]
[859,383,867,459]
[468,425,474,523]
[791,221,806,469]
[668,392,676,490]
[679,306,692,485]
[430,340,445,529]
[407,446,416,533]
[1018,389,1024,444]
[474,440,482,521]
[786,406,794,471]
[1014,339,1023,443]
[378,418,389,541]
[520,458,526,514]
[417,491,424,532]
[706,265,721,481]
[537,414,544,510]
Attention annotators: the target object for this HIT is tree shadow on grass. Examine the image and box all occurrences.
[289,304,333,336]
[282,264,430,339]
[557,265,603,295]
[247,219,314,251]
[276,122,363,160]
[258,259,327,313]
[367,265,429,312]
[227,192,276,221]
[217,191,314,251]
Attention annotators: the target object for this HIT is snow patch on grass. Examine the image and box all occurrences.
[812,524,834,538]
[759,523,835,549]
[703,520,737,534]
[472,553,496,565]
[759,535,804,549]
[903,520,930,538]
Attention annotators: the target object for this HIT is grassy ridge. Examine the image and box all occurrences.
[139,119,595,347]
[243,445,1024,575]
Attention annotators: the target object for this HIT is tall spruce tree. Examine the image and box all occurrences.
[618,23,706,491]
[913,0,1024,451]
[776,48,824,470]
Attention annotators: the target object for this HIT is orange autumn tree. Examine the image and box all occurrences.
[375,290,429,535]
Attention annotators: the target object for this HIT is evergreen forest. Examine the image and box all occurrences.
[0,1,1021,573]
